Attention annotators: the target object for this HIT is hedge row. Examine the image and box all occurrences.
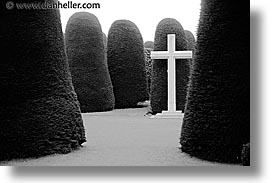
[144,48,153,94]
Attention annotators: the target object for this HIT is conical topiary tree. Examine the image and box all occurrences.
[65,12,115,112]
[180,0,249,164]
[0,0,86,161]
[150,18,189,114]
[144,41,154,49]
[107,20,149,108]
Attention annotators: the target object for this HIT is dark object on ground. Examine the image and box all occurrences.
[150,18,189,114]
[241,143,250,166]
[107,19,149,108]
[137,100,150,107]
[65,12,115,112]
[0,0,86,161]
[180,0,250,164]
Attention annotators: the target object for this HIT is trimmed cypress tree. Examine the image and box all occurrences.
[65,12,115,112]
[150,18,189,114]
[144,41,154,49]
[0,0,86,161]
[180,0,249,163]
[144,48,153,94]
[107,20,149,108]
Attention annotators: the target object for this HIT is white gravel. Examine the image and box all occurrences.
[1,108,229,166]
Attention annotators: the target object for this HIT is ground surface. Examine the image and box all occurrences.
[1,108,228,166]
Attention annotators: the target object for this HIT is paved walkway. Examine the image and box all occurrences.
[1,108,226,166]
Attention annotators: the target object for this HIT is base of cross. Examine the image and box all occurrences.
[150,110,184,119]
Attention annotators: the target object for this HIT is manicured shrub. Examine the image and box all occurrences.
[180,0,250,164]
[144,41,154,49]
[0,0,86,161]
[144,48,153,94]
[150,18,189,114]
[107,20,149,108]
[184,30,196,50]
[65,12,115,112]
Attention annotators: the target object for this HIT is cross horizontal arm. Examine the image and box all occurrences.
[150,51,170,59]
[151,50,193,59]
[172,51,193,59]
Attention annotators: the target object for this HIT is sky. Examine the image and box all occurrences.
[59,0,201,42]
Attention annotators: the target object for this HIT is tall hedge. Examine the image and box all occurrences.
[180,0,250,164]
[107,20,149,108]
[150,18,189,114]
[0,0,86,161]
[144,48,153,94]
[144,41,154,49]
[65,12,115,112]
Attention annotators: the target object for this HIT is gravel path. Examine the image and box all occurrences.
[1,108,227,166]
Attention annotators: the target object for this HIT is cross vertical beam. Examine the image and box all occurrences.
[168,34,176,112]
[150,34,193,118]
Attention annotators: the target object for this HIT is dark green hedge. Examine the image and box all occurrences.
[107,20,149,108]
[150,18,189,114]
[65,12,115,112]
[0,0,86,161]
[144,41,154,49]
[144,48,153,94]
[180,0,250,164]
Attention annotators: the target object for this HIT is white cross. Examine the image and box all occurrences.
[151,34,192,118]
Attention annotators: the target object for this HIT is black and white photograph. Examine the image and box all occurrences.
[1,0,273,182]
[0,0,250,167]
